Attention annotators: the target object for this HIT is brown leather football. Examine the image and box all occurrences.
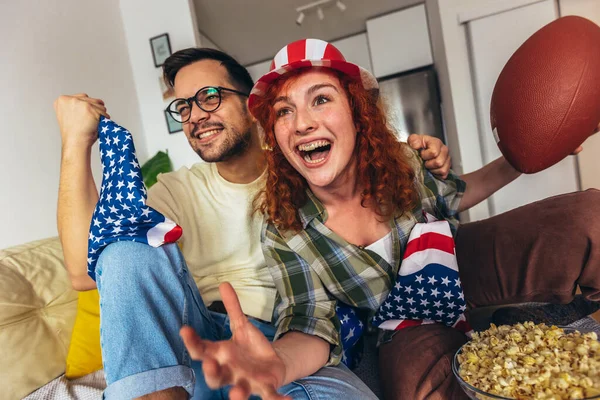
[490,16,600,173]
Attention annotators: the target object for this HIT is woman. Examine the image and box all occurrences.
[181,39,600,400]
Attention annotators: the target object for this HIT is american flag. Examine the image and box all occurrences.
[336,302,365,368]
[372,215,471,334]
[86,116,182,280]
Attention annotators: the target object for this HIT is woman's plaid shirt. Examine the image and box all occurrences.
[261,150,466,365]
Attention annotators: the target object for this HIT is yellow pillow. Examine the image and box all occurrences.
[64,242,183,378]
[65,289,103,379]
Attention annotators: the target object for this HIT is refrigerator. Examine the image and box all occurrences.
[377,66,445,144]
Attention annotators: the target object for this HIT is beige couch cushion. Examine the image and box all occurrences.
[0,237,77,399]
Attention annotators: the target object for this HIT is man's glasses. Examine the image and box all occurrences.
[166,86,249,123]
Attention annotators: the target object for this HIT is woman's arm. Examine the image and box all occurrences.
[458,156,521,212]
[457,122,600,213]
[272,331,329,385]
[262,222,345,365]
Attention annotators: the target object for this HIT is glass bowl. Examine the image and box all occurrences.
[452,327,600,400]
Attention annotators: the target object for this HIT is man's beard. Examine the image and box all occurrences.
[194,127,252,163]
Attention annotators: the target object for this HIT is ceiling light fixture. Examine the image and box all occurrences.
[295,0,345,25]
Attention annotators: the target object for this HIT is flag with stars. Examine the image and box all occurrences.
[336,302,365,368]
[86,116,182,280]
[372,214,471,334]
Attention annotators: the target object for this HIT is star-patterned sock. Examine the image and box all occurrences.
[86,116,182,280]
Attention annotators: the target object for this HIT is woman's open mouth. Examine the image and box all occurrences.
[297,140,332,164]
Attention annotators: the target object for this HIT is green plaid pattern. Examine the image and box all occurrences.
[262,149,466,365]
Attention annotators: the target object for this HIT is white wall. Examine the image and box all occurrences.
[426,0,489,221]
[200,33,221,50]
[559,0,600,190]
[119,0,201,171]
[246,60,272,83]
[0,0,143,249]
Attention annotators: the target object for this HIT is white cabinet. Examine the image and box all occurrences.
[366,4,433,78]
[331,33,373,73]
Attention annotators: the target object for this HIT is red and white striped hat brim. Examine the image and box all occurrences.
[248,38,378,115]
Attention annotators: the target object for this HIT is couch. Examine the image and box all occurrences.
[0,237,384,399]
[0,237,78,399]
[2,237,599,400]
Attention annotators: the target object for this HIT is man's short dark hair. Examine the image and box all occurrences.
[162,48,254,94]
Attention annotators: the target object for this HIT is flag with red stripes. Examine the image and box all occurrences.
[372,214,471,334]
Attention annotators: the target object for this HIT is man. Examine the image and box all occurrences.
[54,47,451,399]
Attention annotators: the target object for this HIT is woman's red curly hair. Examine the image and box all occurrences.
[252,68,417,232]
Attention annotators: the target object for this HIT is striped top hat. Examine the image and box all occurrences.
[248,38,378,115]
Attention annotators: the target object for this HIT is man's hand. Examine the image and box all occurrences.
[181,283,290,400]
[54,94,110,149]
[408,134,451,179]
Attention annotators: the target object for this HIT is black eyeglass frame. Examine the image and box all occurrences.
[166,86,249,123]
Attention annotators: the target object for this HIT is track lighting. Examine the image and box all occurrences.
[295,0,346,25]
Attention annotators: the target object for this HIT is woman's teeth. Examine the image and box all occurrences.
[198,129,221,139]
[303,154,327,163]
[297,140,330,152]
[297,140,331,164]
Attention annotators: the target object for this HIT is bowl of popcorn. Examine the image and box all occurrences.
[453,322,600,399]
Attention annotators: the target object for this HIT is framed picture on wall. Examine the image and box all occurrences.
[164,110,182,134]
[159,75,175,101]
[150,33,172,67]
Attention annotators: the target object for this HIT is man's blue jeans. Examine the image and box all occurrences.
[96,242,377,399]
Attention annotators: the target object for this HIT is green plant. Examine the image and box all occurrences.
[140,150,172,188]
